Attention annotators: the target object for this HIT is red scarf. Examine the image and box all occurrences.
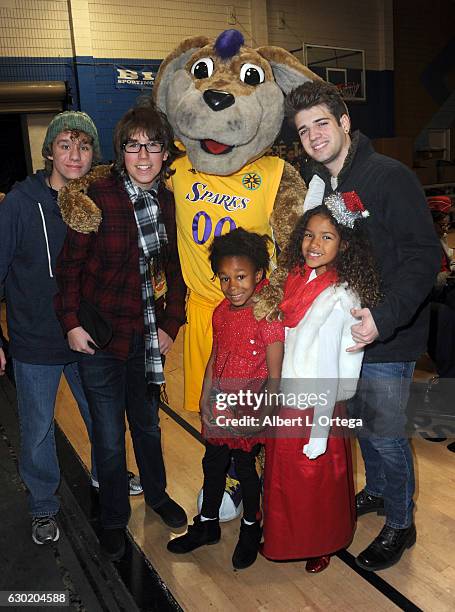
[280,266,338,328]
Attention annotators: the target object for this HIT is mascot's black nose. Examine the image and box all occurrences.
[203,90,235,111]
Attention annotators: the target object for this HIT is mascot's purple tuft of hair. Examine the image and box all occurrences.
[214,29,244,59]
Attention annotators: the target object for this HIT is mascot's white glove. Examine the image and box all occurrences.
[303,437,328,460]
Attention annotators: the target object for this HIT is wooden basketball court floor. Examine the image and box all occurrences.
[51,329,455,612]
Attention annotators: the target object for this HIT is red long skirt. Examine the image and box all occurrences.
[262,404,356,560]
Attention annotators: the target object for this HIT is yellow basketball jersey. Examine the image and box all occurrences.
[170,154,284,301]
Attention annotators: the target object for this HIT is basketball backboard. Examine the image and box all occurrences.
[303,44,366,101]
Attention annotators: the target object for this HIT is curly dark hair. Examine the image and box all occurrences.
[209,227,272,276]
[113,98,182,180]
[281,205,381,308]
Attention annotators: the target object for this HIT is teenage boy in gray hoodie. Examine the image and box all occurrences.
[0,112,135,545]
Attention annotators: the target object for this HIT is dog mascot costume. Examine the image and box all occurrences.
[153,29,317,411]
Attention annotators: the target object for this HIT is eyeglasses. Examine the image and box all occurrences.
[123,141,164,154]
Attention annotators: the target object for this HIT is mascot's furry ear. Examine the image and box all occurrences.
[256,46,321,93]
[153,35,210,111]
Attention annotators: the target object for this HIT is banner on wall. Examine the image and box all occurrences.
[114,64,161,89]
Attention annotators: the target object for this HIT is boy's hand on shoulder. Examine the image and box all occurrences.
[347,307,379,352]
[303,438,327,460]
[67,326,97,354]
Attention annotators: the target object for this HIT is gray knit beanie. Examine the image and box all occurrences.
[42,111,101,161]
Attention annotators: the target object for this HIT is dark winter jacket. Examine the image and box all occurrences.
[303,132,440,363]
[0,170,76,364]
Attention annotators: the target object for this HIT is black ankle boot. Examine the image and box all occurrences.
[232,520,262,569]
[167,515,220,554]
[356,489,385,517]
[355,523,416,571]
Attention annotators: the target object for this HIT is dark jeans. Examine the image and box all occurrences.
[78,333,167,529]
[13,359,95,517]
[201,442,261,523]
[352,361,415,529]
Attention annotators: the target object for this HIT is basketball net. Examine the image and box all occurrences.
[337,82,360,99]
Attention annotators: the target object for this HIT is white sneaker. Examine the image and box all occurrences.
[91,472,143,496]
[127,471,143,496]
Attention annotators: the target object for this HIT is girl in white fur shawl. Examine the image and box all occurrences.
[262,195,381,572]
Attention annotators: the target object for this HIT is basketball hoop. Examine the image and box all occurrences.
[337,82,360,99]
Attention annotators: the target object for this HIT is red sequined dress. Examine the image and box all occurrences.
[203,292,284,452]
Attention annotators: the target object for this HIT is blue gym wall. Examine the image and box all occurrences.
[0,56,394,163]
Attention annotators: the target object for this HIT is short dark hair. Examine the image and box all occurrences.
[285,81,349,125]
[113,99,182,180]
[209,228,272,275]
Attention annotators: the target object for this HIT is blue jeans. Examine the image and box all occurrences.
[353,361,416,529]
[78,333,167,529]
[13,359,95,517]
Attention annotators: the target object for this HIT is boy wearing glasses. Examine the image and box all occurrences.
[54,100,187,560]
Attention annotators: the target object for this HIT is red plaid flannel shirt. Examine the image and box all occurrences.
[55,173,186,360]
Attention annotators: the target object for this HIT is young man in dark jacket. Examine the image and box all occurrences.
[54,101,187,561]
[285,81,440,571]
[0,112,101,545]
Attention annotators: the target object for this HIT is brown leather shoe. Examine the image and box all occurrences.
[305,555,330,573]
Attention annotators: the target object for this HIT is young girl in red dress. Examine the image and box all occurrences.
[168,228,284,569]
[262,193,381,573]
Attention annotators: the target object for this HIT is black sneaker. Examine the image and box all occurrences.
[153,497,187,528]
[31,516,59,545]
[356,489,385,517]
[355,524,416,571]
[232,520,262,569]
[167,515,220,553]
[99,528,126,562]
